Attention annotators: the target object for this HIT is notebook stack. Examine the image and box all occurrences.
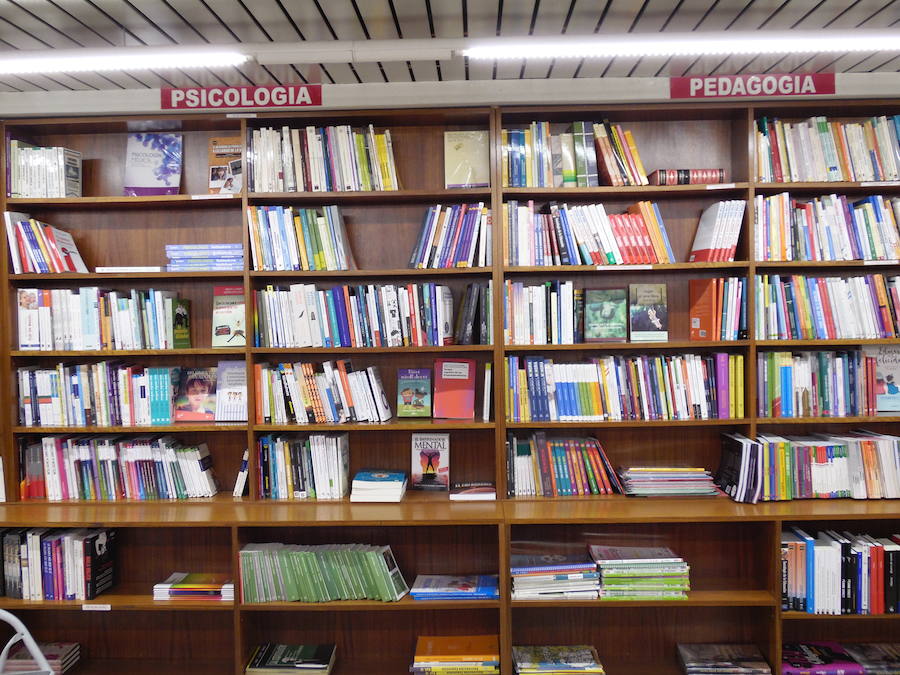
[513,645,606,674]
[5,642,80,674]
[510,542,600,600]
[677,644,772,675]
[153,572,234,601]
[590,545,690,600]
[410,574,500,601]
[618,466,721,497]
[245,644,336,675]
[165,243,244,271]
[411,635,500,675]
[349,470,407,502]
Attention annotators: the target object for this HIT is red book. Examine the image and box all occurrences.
[689,279,717,342]
[433,358,476,419]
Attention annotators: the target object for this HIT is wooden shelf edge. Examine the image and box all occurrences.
[11,348,246,357]
[505,340,749,351]
[239,597,500,611]
[511,590,776,608]
[502,183,751,196]
[504,262,750,273]
[13,424,248,433]
[252,345,493,354]
[782,611,900,620]
[250,267,491,277]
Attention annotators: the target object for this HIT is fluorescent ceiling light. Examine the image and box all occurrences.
[462,31,900,60]
[0,49,248,74]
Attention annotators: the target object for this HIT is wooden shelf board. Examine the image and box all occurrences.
[248,188,492,202]
[75,658,234,675]
[334,655,414,675]
[598,655,681,675]
[757,415,900,425]
[506,419,747,429]
[503,183,750,197]
[240,595,499,611]
[505,340,748,351]
[0,583,233,611]
[13,423,247,433]
[782,611,900,620]
[6,194,241,208]
[756,338,900,347]
[11,348,245,357]
[254,420,494,431]
[753,181,900,191]
[251,267,489,278]
[511,590,775,608]
[252,345,493,354]
[11,271,243,280]
[504,262,749,273]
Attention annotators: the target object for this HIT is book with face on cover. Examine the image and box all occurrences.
[207,136,243,194]
[174,367,217,421]
[123,132,183,196]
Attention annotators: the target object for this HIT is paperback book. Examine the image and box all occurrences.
[411,432,449,490]
[433,358,476,419]
[397,368,432,417]
[174,368,217,421]
[123,132,183,196]
[410,574,499,600]
[584,288,627,342]
[629,283,668,342]
[245,643,336,674]
[212,285,246,347]
[207,136,242,194]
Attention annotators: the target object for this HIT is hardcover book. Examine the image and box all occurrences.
[123,132,183,196]
[629,283,668,342]
[411,432,450,490]
[863,345,900,412]
[211,285,246,347]
[433,358,476,419]
[174,367,217,421]
[207,136,242,194]
[584,288,627,342]
[397,368,431,417]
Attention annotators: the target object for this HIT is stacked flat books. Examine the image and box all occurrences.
[782,642,867,675]
[153,572,234,601]
[5,642,80,674]
[510,541,600,600]
[590,545,690,600]
[412,635,500,675]
[165,243,243,271]
[843,644,900,674]
[513,645,606,674]
[349,470,407,502]
[677,644,771,674]
[617,467,721,497]
[239,542,408,603]
[246,644,336,675]
[410,574,500,600]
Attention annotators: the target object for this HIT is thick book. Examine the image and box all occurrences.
[411,432,450,490]
[649,168,727,185]
[433,358,476,419]
[123,132,183,196]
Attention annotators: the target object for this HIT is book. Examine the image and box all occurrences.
[512,645,605,674]
[649,168,727,185]
[449,481,496,501]
[782,642,864,675]
[433,358,476,419]
[677,643,771,674]
[212,285,246,347]
[174,368,217,421]
[864,346,900,412]
[397,368,432,417]
[246,643,336,674]
[233,449,249,497]
[413,635,500,664]
[444,130,490,188]
[411,432,450,490]
[215,360,247,422]
[6,641,80,674]
[688,200,746,262]
[584,288,627,342]
[628,283,668,342]
[408,203,492,269]
[410,574,499,600]
[123,132,183,196]
[8,143,81,198]
[5,212,89,274]
[153,572,234,600]
[689,278,748,342]
[842,644,900,673]
[208,136,242,194]
[349,470,407,502]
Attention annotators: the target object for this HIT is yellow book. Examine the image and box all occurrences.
[529,437,543,496]
[624,129,649,185]
[792,275,813,339]
[315,214,335,270]
[293,214,310,271]
[778,439,788,500]
[655,357,672,419]
[504,358,511,421]
[736,354,744,418]
[774,120,792,182]
[282,439,294,498]
[523,128,534,188]
[588,368,604,420]
[501,129,510,187]
[518,368,530,422]
[728,355,736,419]
[248,207,265,270]
[374,132,392,190]
[28,220,55,272]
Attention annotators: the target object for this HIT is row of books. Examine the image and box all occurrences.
[754,274,900,341]
[687,199,747,262]
[166,243,243,272]
[8,141,82,198]
[505,432,623,498]
[504,200,675,266]
[255,361,391,425]
[755,193,900,262]
[782,642,900,675]
[718,431,900,504]
[246,205,354,271]
[690,277,749,342]
[781,527,900,616]
[4,211,88,274]
[20,436,219,501]
[756,350,876,419]
[501,121,649,187]
[16,287,191,351]
[504,353,745,423]
[408,202,492,269]
[247,124,399,193]
[239,542,408,603]
[0,528,115,600]
[253,281,492,348]
[257,433,349,500]
[504,280,582,345]
[756,114,900,183]
[595,545,690,600]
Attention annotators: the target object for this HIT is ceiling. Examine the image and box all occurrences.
[0,0,897,93]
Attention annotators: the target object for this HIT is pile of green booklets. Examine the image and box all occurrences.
[239,543,409,603]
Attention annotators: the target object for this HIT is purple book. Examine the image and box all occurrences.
[715,352,729,419]
[782,642,864,675]
[123,133,183,196]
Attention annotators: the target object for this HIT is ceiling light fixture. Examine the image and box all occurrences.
[0,48,249,75]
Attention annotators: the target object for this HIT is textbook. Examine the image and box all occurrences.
[584,287,627,342]
[215,360,247,422]
[123,132,183,196]
[153,572,234,600]
[628,283,668,342]
[410,574,499,600]
[444,130,490,188]
[512,645,605,674]
[207,136,242,194]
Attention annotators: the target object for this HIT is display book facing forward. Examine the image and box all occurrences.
[513,645,606,674]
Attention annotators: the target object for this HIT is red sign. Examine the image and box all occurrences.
[670,73,835,99]
[161,84,322,110]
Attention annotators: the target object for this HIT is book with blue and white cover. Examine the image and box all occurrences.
[124,133,183,196]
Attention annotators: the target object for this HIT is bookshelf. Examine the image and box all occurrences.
[1,98,899,675]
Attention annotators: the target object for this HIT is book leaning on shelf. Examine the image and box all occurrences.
[256,361,391,425]
[7,141,82,198]
[16,287,191,351]
[686,199,747,262]
[254,281,492,348]
[755,193,900,261]
[4,211,88,274]
[247,204,355,271]
[408,202,492,269]
[20,436,220,501]
[505,353,744,423]
[257,433,349,500]
[247,123,399,192]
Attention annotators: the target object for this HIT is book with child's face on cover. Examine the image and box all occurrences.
[174,367,217,421]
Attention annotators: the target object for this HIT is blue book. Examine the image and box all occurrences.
[410,574,499,600]
[353,470,405,483]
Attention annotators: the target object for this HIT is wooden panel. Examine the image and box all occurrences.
[114,527,233,584]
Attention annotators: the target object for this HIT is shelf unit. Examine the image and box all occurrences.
[1,99,899,675]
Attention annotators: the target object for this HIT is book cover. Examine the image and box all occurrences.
[629,283,668,342]
[172,298,191,349]
[782,642,864,675]
[211,285,246,347]
[411,432,449,490]
[689,278,717,341]
[444,130,490,188]
[207,136,242,194]
[123,133,183,196]
[397,368,431,417]
[410,574,499,599]
[174,367,217,421]
[584,288,627,342]
[414,635,500,663]
[863,345,900,412]
[215,360,247,422]
[246,643,336,671]
[433,358,476,419]
[513,645,603,671]
[449,481,497,501]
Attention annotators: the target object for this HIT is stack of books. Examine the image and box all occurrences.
[247,205,354,271]
[677,644,771,675]
[153,572,234,601]
[4,212,88,274]
[8,141,82,198]
[510,542,600,600]
[687,200,747,262]
[5,642,80,674]
[239,542,408,603]
[782,642,868,675]
[617,467,721,497]
[247,123,399,192]
[409,574,500,601]
[590,545,690,600]
[245,644,336,675]
[257,433,349,500]
[513,645,606,674]
[755,193,900,262]
[843,644,900,673]
[408,203,493,269]
[165,243,243,272]
[412,635,500,675]
[349,470,407,502]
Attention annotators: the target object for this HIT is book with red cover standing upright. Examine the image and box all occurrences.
[433,358,476,419]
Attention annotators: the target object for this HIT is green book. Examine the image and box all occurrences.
[172,298,191,349]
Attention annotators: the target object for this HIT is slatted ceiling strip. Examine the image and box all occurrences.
[308,0,363,83]
[428,0,465,80]
[690,0,751,29]
[386,0,433,82]
[857,0,899,25]
[843,51,889,71]
[349,0,388,82]
[863,52,900,70]
[627,56,672,77]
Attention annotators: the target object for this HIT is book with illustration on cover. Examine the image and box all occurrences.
[397,368,431,417]
[411,432,449,490]
[512,645,604,673]
[123,132,183,196]
[174,367,217,421]
[629,283,668,342]
[863,345,900,412]
[677,643,771,673]
[215,360,247,422]
[212,285,246,347]
[444,130,490,188]
[584,288,627,342]
[207,136,242,194]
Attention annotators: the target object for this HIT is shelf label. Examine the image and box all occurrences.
[190,194,235,200]
[596,264,652,270]
[707,183,736,190]
[861,181,900,187]
[226,113,258,118]
[82,604,111,611]
[864,259,899,265]
[162,84,322,110]
[670,73,835,99]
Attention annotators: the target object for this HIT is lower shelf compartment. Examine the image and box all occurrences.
[72,658,234,675]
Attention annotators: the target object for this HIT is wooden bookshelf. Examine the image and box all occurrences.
[2,100,900,675]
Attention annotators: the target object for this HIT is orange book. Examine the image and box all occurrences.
[254,363,264,423]
[630,212,658,264]
[414,635,499,663]
[335,360,357,419]
[566,440,585,495]
[629,201,666,263]
[689,278,717,341]
[433,358,476,419]
[588,444,611,494]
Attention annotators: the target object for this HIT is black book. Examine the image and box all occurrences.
[83,529,116,599]
[247,643,336,672]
